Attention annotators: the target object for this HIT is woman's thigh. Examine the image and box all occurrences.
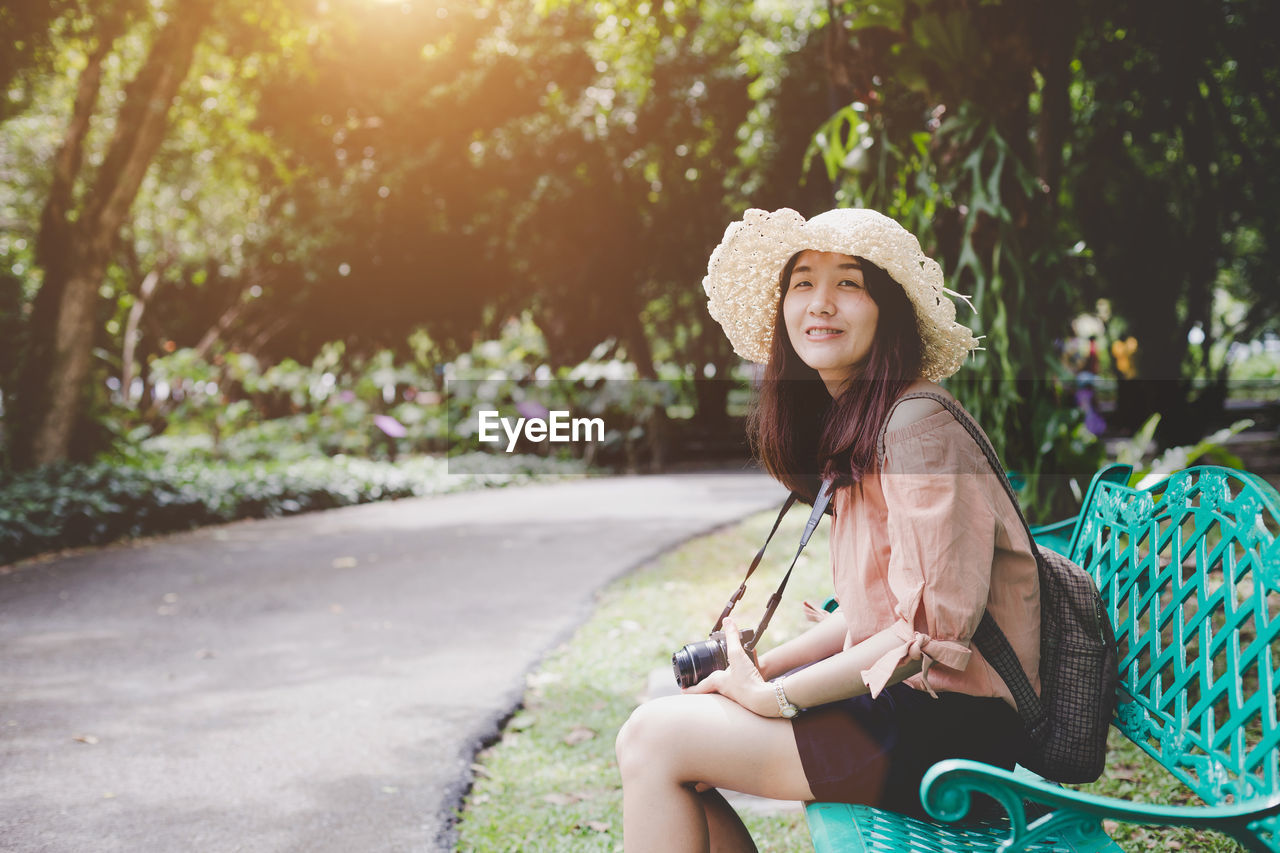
[618,693,815,802]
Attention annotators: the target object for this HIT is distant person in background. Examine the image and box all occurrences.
[1084,336,1100,376]
[1111,336,1138,380]
[1075,336,1105,436]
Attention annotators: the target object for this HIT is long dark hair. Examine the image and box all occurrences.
[747,252,925,500]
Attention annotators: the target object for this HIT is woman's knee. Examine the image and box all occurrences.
[616,696,684,780]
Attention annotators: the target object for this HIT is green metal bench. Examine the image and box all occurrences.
[1027,463,1134,557]
[806,464,1280,852]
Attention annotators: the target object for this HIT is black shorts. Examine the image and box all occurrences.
[792,681,1023,820]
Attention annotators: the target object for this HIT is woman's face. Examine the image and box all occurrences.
[782,250,880,395]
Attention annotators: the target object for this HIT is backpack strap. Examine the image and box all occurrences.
[877,392,1036,542]
[876,391,1047,728]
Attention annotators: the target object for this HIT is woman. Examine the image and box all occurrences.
[615,208,1041,852]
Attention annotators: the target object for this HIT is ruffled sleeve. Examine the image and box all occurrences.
[860,429,999,698]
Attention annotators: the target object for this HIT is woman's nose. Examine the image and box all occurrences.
[808,285,835,314]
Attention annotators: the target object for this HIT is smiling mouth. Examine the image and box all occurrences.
[805,328,844,338]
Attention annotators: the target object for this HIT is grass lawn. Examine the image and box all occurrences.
[456,508,831,852]
[455,508,1249,853]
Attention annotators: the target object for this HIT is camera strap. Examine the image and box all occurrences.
[713,478,835,652]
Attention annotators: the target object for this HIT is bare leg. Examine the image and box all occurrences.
[615,693,813,853]
[699,788,757,853]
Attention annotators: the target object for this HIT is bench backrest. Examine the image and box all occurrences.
[1071,465,1280,807]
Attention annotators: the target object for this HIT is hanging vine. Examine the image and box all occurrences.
[803,2,1104,520]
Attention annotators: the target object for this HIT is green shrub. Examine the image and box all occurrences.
[0,453,588,566]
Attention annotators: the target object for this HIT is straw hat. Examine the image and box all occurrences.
[701,207,979,381]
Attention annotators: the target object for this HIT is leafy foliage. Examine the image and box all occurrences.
[1110,413,1254,489]
[0,452,586,567]
[3,0,1276,494]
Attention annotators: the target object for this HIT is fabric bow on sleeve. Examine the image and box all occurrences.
[861,580,972,698]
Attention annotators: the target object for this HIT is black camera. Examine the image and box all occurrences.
[672,628,755,688]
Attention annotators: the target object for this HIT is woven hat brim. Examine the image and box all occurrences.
[702,207,978,382]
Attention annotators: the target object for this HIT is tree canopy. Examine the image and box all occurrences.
[1,0,1276,474]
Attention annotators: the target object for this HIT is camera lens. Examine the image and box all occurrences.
[672,637,727,688]
[671,629,757,688]
[672,647,696,688]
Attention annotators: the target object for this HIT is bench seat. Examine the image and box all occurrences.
[806,801,1119,852]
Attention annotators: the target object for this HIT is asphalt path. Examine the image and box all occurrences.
[0,469,785,853]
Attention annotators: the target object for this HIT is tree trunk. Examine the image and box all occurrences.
[10,2,213,469]
[620,299,668,472]
[35,10,125,273]
[26,265,107,465]
[121,266,161,398]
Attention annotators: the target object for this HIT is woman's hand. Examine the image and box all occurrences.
[681,617,779,717]
[802,598,834,623]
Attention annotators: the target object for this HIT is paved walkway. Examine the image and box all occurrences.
[0,470,785,852]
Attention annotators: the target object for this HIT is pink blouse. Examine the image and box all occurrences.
[829,407,1041,709]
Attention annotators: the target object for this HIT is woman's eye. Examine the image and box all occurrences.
[792,280,812,288]
[839,279,862,288]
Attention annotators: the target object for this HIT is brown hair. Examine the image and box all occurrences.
[746,252,925,501]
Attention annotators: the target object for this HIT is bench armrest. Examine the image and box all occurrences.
[921,759,1280,853]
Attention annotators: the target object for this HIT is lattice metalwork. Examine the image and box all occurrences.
[1074,467,1280,811]
[805,802,1086,852]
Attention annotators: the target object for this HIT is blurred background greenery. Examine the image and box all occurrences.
[2,0,1277,563]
